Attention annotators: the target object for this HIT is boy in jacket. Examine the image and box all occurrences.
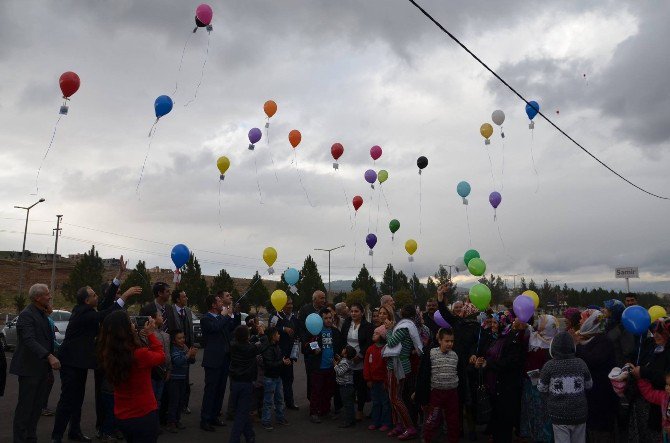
[334,346,357,428]
[260,327,290,430]
[364,325,392,431]
[166,330,197,433]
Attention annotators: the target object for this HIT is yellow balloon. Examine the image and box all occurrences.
[405,239,418,256]
[217,156,230,175]
[649,305,667,323]
[271,289,288,311]
[480,123,493,140]
[522,290,540,309]
[263,247,277,267]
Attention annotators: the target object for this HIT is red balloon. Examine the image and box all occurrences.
[352,195,363,211]
[59,71,80,98]
[331,143,344,161]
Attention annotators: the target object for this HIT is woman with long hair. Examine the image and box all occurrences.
[98,311,165,442]
[341,302,374,421]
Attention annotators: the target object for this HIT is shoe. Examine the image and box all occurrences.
[286,404,300,411]
[378,425,391,432]
[339,422,356,428]
[310,415,322,424]
[165,424,178,434]
[368,425,378,430]
[262,422,274,431]
[176,422,186,430]
[388,426,404,437]
[210,418,227,427]
[200,423,215,432]
[182,407,192,414]
[276,419,290,426]
[68,434,93,442]
[397,428,418,440]
[42,408,55,416]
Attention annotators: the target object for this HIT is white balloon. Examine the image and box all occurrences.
[492,109,505,126]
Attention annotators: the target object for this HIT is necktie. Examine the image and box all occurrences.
[160,305,168,332]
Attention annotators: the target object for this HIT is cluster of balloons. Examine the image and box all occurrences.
[464,249,491,311]
[464,249,486,276]
[480,109,506,143]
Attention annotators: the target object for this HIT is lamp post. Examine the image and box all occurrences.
[314,245,345,297]
[15,198,46,297]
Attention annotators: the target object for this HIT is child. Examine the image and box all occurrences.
[636,371,670,439]
[144,312,170,406]
[305,307,344,423]
[537,331,592,443]
[364,325,392,431]
[415,328,460,443]
[334,346,357,428]
[165,330,196,433]
[260,326,290,430]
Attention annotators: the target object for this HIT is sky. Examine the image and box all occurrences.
[1,1,669,292]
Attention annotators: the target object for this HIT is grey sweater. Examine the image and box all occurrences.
[334,358,354,386]
[537,332,593,425]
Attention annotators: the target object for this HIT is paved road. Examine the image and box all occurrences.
[1,351,487,442]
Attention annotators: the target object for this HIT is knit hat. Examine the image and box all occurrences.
[550,331,576,359]
[374,325,387,339]
[603,299,625,324]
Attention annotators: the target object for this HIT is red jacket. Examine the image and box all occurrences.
[637,379,670,431]
[114,333,165,420]
[363,344,386,382]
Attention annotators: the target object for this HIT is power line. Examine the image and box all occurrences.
[406,0,669,200]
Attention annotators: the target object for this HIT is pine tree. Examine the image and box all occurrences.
[179,253,208,313]
[380,264,396,295]
[426,277,438,298]
[528,279,538,293]
[395,271,410,293]
[211,268,235,295]
[119,260,152,305]
[346,289,368,306]
[519,277,528,292]
[245,271,269,312]
[433,265,457,302]
[62,246,105,303]
[410,273,428,307]
[393,288,414,308]
[296,255,326,308]
[351,264,378,306]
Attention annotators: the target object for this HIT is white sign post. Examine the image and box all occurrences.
[615,267,639,292]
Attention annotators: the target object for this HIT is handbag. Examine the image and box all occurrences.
[475,368,492,425]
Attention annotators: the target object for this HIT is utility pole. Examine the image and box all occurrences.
[15,198,46,297]
[505,273,524,294]
[50,215,63,294]
[314,245,345,297]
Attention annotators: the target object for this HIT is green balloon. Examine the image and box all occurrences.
[464,249,480,266]
[468,257,486,276]
[378,169,389,184]
[389,219,400,234]
[469,283,491,310]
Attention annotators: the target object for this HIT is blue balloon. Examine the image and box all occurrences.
[284,268,300,286]
[457,181,471,198]
[155,95,174,118]
[305,313,324,336]
[171,243,190,269]
[525,101,540,120]
[621,305,651,335]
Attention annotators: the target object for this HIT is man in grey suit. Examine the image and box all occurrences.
[11,283,61,443]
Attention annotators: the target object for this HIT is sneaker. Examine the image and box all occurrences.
[388,426,404,437]
[262,422,274,431]
[398,428,418,440]
[41,408,55,416]
[310,415,322,424]
[286,404,300,411]
[378,425,391,432]
[368,425,378,430]
[276,419,290,426]
[182,407,192,415]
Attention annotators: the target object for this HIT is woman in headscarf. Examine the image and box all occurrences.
[519,315,557,443]
[575,309,618,442]
[602,299,635,367]
[475,310,524,443]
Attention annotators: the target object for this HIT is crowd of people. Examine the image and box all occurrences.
[3,258,670,443]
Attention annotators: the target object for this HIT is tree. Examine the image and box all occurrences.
[426,277,437,298]
[519,277,528,292]
[245,271,269,312]
[62,246,104,303]
[179,253,208,313]
[14,294,26,313]
[333,291,347,304]
[346,289,368,307]
[528,279,538,293]
[540,279,554,307]
[211,268,235,295]
[119,260,152,305]
[296,255,326,309]
[410,274,428,308]
[394,288,414,308]
[395,271,410,293]
[433,265,457,303]
[380,264,397,295]
[351,265,378,306]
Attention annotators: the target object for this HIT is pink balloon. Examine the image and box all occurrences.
[195,4,213,26]
[370,145,382,161]
[433,311,450,329]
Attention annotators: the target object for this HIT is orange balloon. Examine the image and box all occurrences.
[288,129,301,148]
[264,100,277,118]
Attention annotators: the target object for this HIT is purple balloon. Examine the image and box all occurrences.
[366,233,377,249]
[513,295,535,323]
[434,311,450,329]
[364,169,377,184]
[489,191,502,209]
[248,128,262,144]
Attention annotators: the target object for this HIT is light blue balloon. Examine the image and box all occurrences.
[305,313,324,335]
[457,181,471,198]
[525,101,540,120]
[284,268,300,286]
[154,95,173,118]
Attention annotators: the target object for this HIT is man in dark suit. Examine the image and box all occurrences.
[11,283,61,443]
[139,282,171,331]
[270,297,300,409]
[297,290,326,400]
[50,278,141,443]
[166,289,194,414]
[200,292,240,432]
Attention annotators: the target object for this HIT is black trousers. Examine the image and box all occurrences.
[94,368,104,430]
[280,363,295,407]
[13,373,49,443]
[117,410,158,443]
[52,365,87,439]
[353,370,368,412]
[201,363,229,424]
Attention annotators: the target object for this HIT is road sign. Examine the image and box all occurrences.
[615,267,639,279]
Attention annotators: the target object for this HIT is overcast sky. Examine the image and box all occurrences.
[1,1,669,292]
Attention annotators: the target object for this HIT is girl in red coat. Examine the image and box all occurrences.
[364,325,392,431]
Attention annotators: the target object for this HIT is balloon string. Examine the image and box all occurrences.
[465,204,472,247]
[353,215,358,265]
[266,120,279,183]
[375,186,381,234]
[294,152,314,207]
[486,146,496,190]
[183,33,210,107]
[137,123,159,197]
[172,32,193,96]
[35,114,63,195]
[338,171,353,229]
[218,180,223,230]
[367,184,374,234]
[381,185,392,215]
[500,137,506,192]
[253,149,263,204]
[530,129,539,193]
[419,173,423,234]
[496,218,506,251]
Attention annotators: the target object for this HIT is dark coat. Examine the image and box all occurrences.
[437,300,481,369]
[57,282,122,369]
[605,322,636,367]
[261,340,284,378]
[415,343,438,406]
[270,311,300,358]
[297,303,320,344]
[304,328,344,373]
[636,337,670,431]
[0,339,6,396]
[422,311,440,339]
[9,304,54,377]
[340,317,374,363]
[200,312,239,368]
[165,304,194,346]
[576,333,619,432]
[229,338,265,382]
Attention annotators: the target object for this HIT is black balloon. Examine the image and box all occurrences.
[417,156,428,169]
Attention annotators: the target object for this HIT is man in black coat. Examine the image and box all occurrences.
[50,279,140,443]
[270,297,300,409]
[297,290,326,399]
[11,283,61,443]
[422,298,440,339]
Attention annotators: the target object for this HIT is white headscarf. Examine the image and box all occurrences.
[528,314,558,351]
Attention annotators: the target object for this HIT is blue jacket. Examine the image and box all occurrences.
[170,345,195,380]
[200,312,240,368]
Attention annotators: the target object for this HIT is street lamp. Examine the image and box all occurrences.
[314,245,345,296]
[15,198,46,296]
